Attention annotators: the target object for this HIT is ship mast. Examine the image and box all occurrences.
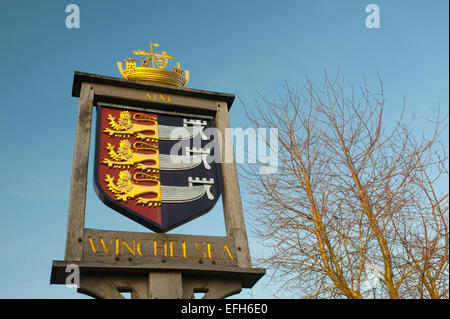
[149,42,160,68]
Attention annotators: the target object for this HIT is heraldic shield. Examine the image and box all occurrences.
[94,106,221,232]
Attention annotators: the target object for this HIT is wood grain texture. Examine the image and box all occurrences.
[51,260,265,288]
[214,102,252,268]
[149,272,183,298]
[64,82,94,261]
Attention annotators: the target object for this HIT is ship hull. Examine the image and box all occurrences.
[117,63,188,87]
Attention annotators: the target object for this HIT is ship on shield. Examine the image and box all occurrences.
[94,106,221,232]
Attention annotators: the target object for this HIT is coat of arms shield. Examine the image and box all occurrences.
[94,105,221,232]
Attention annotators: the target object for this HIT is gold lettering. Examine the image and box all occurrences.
[121,239,136,256]
[137,239,152,256]
[146,92,171,103]
[88,236,113,254]
[220,244,234,260]
[182,241,188,258]
[195,242,207,259]
[88,235,237,262]
[169,240,179,258]
[153,240,167,257]
[207,242,215,259]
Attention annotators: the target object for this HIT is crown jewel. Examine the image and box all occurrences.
[117,42,189,87]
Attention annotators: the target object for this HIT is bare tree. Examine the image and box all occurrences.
[241,71,448,299]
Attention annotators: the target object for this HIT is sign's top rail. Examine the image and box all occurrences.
[72,71,235,110]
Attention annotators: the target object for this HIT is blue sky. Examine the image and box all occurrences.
[0,0,448,298]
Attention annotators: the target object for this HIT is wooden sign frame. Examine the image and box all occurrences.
[50,71,265,299]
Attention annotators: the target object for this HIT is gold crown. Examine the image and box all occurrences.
[117,42,189,87]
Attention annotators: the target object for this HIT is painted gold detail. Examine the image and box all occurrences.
[102,140,160,172]
[146,92,171,102]
[105,170,162,206]
[117,42,189,87]
[87,236,236,260]
[103,111,159,142]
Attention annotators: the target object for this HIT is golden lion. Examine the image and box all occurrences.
[102,139,160,172]
[105,170,161,206]
[103,111,159,142]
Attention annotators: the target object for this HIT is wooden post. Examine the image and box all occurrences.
[215,102,252,268]
[64,82,94,261]
[148,272,183,299]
